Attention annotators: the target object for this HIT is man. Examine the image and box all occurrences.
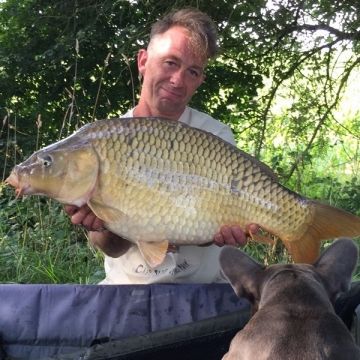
[65,8,258,284]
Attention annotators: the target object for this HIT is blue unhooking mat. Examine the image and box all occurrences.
[1,282,359,360]
[0,284,251,360]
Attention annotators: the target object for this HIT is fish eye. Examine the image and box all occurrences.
[41,155,53,167]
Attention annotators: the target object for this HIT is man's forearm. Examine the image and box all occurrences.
[88,230,132,258]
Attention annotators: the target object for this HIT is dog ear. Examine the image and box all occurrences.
[219,246,265,304]
[313,238,358,301]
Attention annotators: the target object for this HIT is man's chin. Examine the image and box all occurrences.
[157,100,186,118]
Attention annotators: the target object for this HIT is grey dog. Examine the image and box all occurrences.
[219,238,360,360]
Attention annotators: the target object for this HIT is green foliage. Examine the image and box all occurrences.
[0,185,104,284]
[1,0,360,283]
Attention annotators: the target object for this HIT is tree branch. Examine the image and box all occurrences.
[284,56,360,181]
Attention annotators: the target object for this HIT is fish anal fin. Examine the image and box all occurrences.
[88,197,126,223]
[250,231,274,245]
[138,240,169,268]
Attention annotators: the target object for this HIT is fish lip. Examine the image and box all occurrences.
[6,172,20,188]
[6,172,32,197]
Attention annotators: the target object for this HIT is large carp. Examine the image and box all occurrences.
[6,117,360,267]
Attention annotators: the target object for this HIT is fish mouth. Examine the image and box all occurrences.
[6,172,20,188]
[5,172,31,197]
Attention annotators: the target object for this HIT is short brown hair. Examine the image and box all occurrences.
[149,8,219,61]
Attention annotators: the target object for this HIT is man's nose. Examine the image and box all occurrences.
[170,69,185,87]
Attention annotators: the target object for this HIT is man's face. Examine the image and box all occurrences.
[137,26,206,119]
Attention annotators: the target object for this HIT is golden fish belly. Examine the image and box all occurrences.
[86,117,311,246]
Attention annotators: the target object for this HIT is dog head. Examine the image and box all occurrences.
[219,238,358,314]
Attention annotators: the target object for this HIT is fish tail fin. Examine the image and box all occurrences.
[283,201,360,264]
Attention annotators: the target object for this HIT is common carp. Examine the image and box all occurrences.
[6,117,360,267]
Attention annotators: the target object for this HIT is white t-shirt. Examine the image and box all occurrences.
[99,106,235,284]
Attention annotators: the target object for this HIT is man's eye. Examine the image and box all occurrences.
[188,69,199,77]
[166,61,176,67]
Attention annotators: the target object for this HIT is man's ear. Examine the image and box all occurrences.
[194,73,206,92]
[137,49,148,76]
[199,73,206,86]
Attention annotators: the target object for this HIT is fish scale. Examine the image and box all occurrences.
[6,117,360,267]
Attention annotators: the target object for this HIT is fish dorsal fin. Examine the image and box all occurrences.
[88,197,127,223]
[137,240,169,268]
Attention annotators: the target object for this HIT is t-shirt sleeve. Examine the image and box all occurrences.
[181,108,236,146]
[214,125,236,146]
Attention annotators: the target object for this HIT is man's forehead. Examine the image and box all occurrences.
[148,27,207,67]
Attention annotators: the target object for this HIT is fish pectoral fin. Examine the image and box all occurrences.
[250,231,274,245]
[137,240,169,268]
[88,198,127,223]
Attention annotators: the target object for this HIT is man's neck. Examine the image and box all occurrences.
[133,102,185,121]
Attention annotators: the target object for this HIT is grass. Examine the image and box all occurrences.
[0,184,105,284]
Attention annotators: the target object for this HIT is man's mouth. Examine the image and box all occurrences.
[161,87,183,100]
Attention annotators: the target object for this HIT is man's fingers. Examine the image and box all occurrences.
[247,223,260,235]
[222,226,238,247]
[83,215,104,232]
[65,204,104,231]
[214,225,237,247]
[214,224,260,247]
[64,204,78,216]
[69,205,91,225]
[230,225,247,247]
[78,210,104,231]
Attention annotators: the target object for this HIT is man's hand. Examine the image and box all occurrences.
[64,204,104,231]
[214,224,259,247]
[64,205,131,257]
